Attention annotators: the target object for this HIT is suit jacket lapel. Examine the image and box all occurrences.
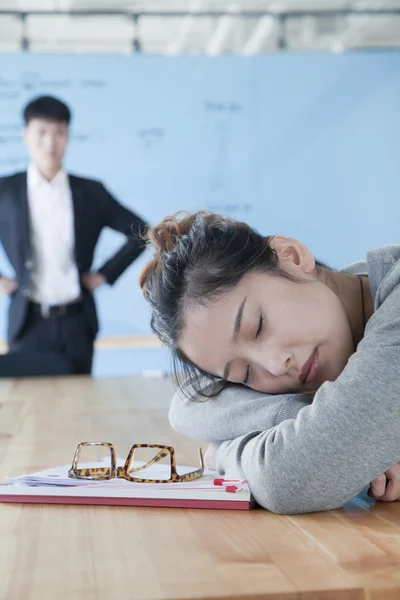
[15,172,31,263]
[68,175,85,270]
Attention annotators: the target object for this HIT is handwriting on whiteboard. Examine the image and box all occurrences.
[0,72,107,99]
[205,101,243,112]
[138,127,165,149]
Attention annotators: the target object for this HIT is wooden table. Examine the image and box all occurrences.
[1,377,400,600]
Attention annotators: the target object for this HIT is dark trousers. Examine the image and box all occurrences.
[9,304,94,375]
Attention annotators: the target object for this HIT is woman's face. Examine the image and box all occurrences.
[179,238,355,395]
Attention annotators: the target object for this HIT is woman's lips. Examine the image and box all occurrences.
[300,349,319,384]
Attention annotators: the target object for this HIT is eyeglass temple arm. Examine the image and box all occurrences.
[127,447,171,474]
[198,447,204,470]
[127,447,204,475]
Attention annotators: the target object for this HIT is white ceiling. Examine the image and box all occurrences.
[0,0,399,54]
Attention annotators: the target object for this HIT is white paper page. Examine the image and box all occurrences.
[2,457,248,492]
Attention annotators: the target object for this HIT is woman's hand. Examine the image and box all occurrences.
[369,462,400,501]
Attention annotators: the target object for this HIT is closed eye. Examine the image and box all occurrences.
[243,365,250,385]
[243,315,264,385]
[256,314,264,338]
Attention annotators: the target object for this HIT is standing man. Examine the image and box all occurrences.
[0,95,147,374]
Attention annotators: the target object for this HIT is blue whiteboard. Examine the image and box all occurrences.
[0,52,400,339]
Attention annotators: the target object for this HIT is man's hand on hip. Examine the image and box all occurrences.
[81,272,107,294]
[0,277,17,296]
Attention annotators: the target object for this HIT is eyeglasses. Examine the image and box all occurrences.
[68,442,204,483]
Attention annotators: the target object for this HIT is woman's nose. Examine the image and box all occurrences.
[265,351,292,377]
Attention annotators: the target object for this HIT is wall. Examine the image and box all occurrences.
[0,52,399,375]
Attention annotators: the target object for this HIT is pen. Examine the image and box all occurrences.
[213,478,246,486]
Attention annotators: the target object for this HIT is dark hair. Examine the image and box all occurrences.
[23,95,71,126]
[140,211,331,400]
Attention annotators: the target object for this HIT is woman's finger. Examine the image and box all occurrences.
[369,474,387,499]
[379,463,400,502]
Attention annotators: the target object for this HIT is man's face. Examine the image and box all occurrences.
[24,118,69,172]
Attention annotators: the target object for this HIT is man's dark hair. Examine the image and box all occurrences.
[23,95,71,126]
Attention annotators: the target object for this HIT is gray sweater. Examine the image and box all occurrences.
[169,245,400,514]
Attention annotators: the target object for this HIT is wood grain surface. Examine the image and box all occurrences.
[1,376,400,600]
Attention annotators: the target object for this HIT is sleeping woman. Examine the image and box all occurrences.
[139,211,400,514]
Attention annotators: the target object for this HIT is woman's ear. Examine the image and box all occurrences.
[270,236,315,275]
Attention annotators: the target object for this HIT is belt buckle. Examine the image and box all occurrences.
[58,305,67,316]
[40,304,50,319]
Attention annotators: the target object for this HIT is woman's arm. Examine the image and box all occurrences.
[169,378,311,442]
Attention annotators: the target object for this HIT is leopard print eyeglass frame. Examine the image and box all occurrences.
[68,442,204,484]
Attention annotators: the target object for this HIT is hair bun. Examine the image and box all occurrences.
[139,213,197,294]
[145,212,200,256]
[148,216,183,255]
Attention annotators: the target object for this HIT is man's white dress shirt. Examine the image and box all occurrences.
[27,164,81,306]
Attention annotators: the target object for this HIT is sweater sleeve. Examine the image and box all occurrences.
[212,282,400,514]
[169,378,311,442]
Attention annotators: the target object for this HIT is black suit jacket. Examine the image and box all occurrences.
[0,171,148,341]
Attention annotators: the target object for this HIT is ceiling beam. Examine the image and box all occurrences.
[331,1,390,51]
[1,9,400,17]
[166,0,202,55]
[243,16,275,54]
[206,14,235,55]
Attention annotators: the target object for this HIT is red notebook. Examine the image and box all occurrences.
[0,459,252,511]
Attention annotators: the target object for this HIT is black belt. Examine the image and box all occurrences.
[30,300,84,319]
